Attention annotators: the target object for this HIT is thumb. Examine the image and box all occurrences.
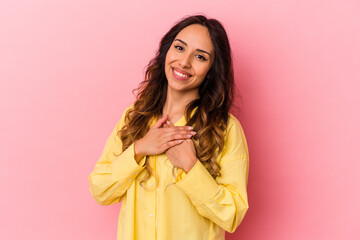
[152,114,168,128]
[166,120,175,127]
[162,120,174,128]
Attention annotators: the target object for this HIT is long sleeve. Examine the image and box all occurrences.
[88,105,147,206]
[174,116,249,233]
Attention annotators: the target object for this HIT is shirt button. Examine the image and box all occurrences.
[128,179,132,182]
[149,213,153,217]
[149,182,153,186]
[135,171,138,174]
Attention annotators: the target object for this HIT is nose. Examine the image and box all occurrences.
[179,52,192,68]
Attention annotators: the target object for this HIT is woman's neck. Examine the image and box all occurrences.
[162,87,199,121]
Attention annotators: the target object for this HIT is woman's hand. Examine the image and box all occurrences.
[134,115,196,161]
[162,120,198,173]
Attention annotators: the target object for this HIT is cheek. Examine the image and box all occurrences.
[165,52,170,65]
[195,64,211,78]
[165,49,176,64]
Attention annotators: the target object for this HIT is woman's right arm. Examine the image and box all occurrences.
[88,105,147,206]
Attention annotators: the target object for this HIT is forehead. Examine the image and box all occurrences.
[174,24,214,53]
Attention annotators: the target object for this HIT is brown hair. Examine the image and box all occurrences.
[116,14,237,187]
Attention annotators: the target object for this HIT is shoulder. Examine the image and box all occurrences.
[223,112,248,153]
[114,103,135,132]
[227,113,245,135]
[123,103,135,115]
[219,112,249,163]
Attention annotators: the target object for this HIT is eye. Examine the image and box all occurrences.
[174,45,184,51]
[196,54,207,61]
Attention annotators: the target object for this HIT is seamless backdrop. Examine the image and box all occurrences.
[0,0,359,239]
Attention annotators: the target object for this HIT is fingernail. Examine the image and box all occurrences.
[186,134,192,138]
[187,126,193,130]
[191,131,196,135]
[167,120,171,124]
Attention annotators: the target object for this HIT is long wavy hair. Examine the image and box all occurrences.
[116,14,236,187]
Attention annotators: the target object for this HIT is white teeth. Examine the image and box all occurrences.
[174,69,190,78]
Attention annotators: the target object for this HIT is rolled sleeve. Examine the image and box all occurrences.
[110,142,147,182]
[173,115,249,233]
[175,160,220,205]
[88,104,147,206]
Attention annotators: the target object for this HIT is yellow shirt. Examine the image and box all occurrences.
[88,104,249,240]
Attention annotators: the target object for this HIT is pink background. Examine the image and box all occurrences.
[1,0,359,239]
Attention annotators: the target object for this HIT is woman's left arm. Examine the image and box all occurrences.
[174,118,249,233]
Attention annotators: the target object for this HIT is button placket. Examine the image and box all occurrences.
[145,155,156,239]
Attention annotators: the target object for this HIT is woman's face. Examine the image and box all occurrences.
[164,24,215,95]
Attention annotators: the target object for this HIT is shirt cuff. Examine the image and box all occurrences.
[110,142,146,182]
[175,160,220,205]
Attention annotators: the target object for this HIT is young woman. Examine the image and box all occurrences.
[88,14,249,240]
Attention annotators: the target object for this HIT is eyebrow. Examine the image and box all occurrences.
[174,39,212,57]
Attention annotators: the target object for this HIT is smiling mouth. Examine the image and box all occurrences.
[172,67,192,80]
